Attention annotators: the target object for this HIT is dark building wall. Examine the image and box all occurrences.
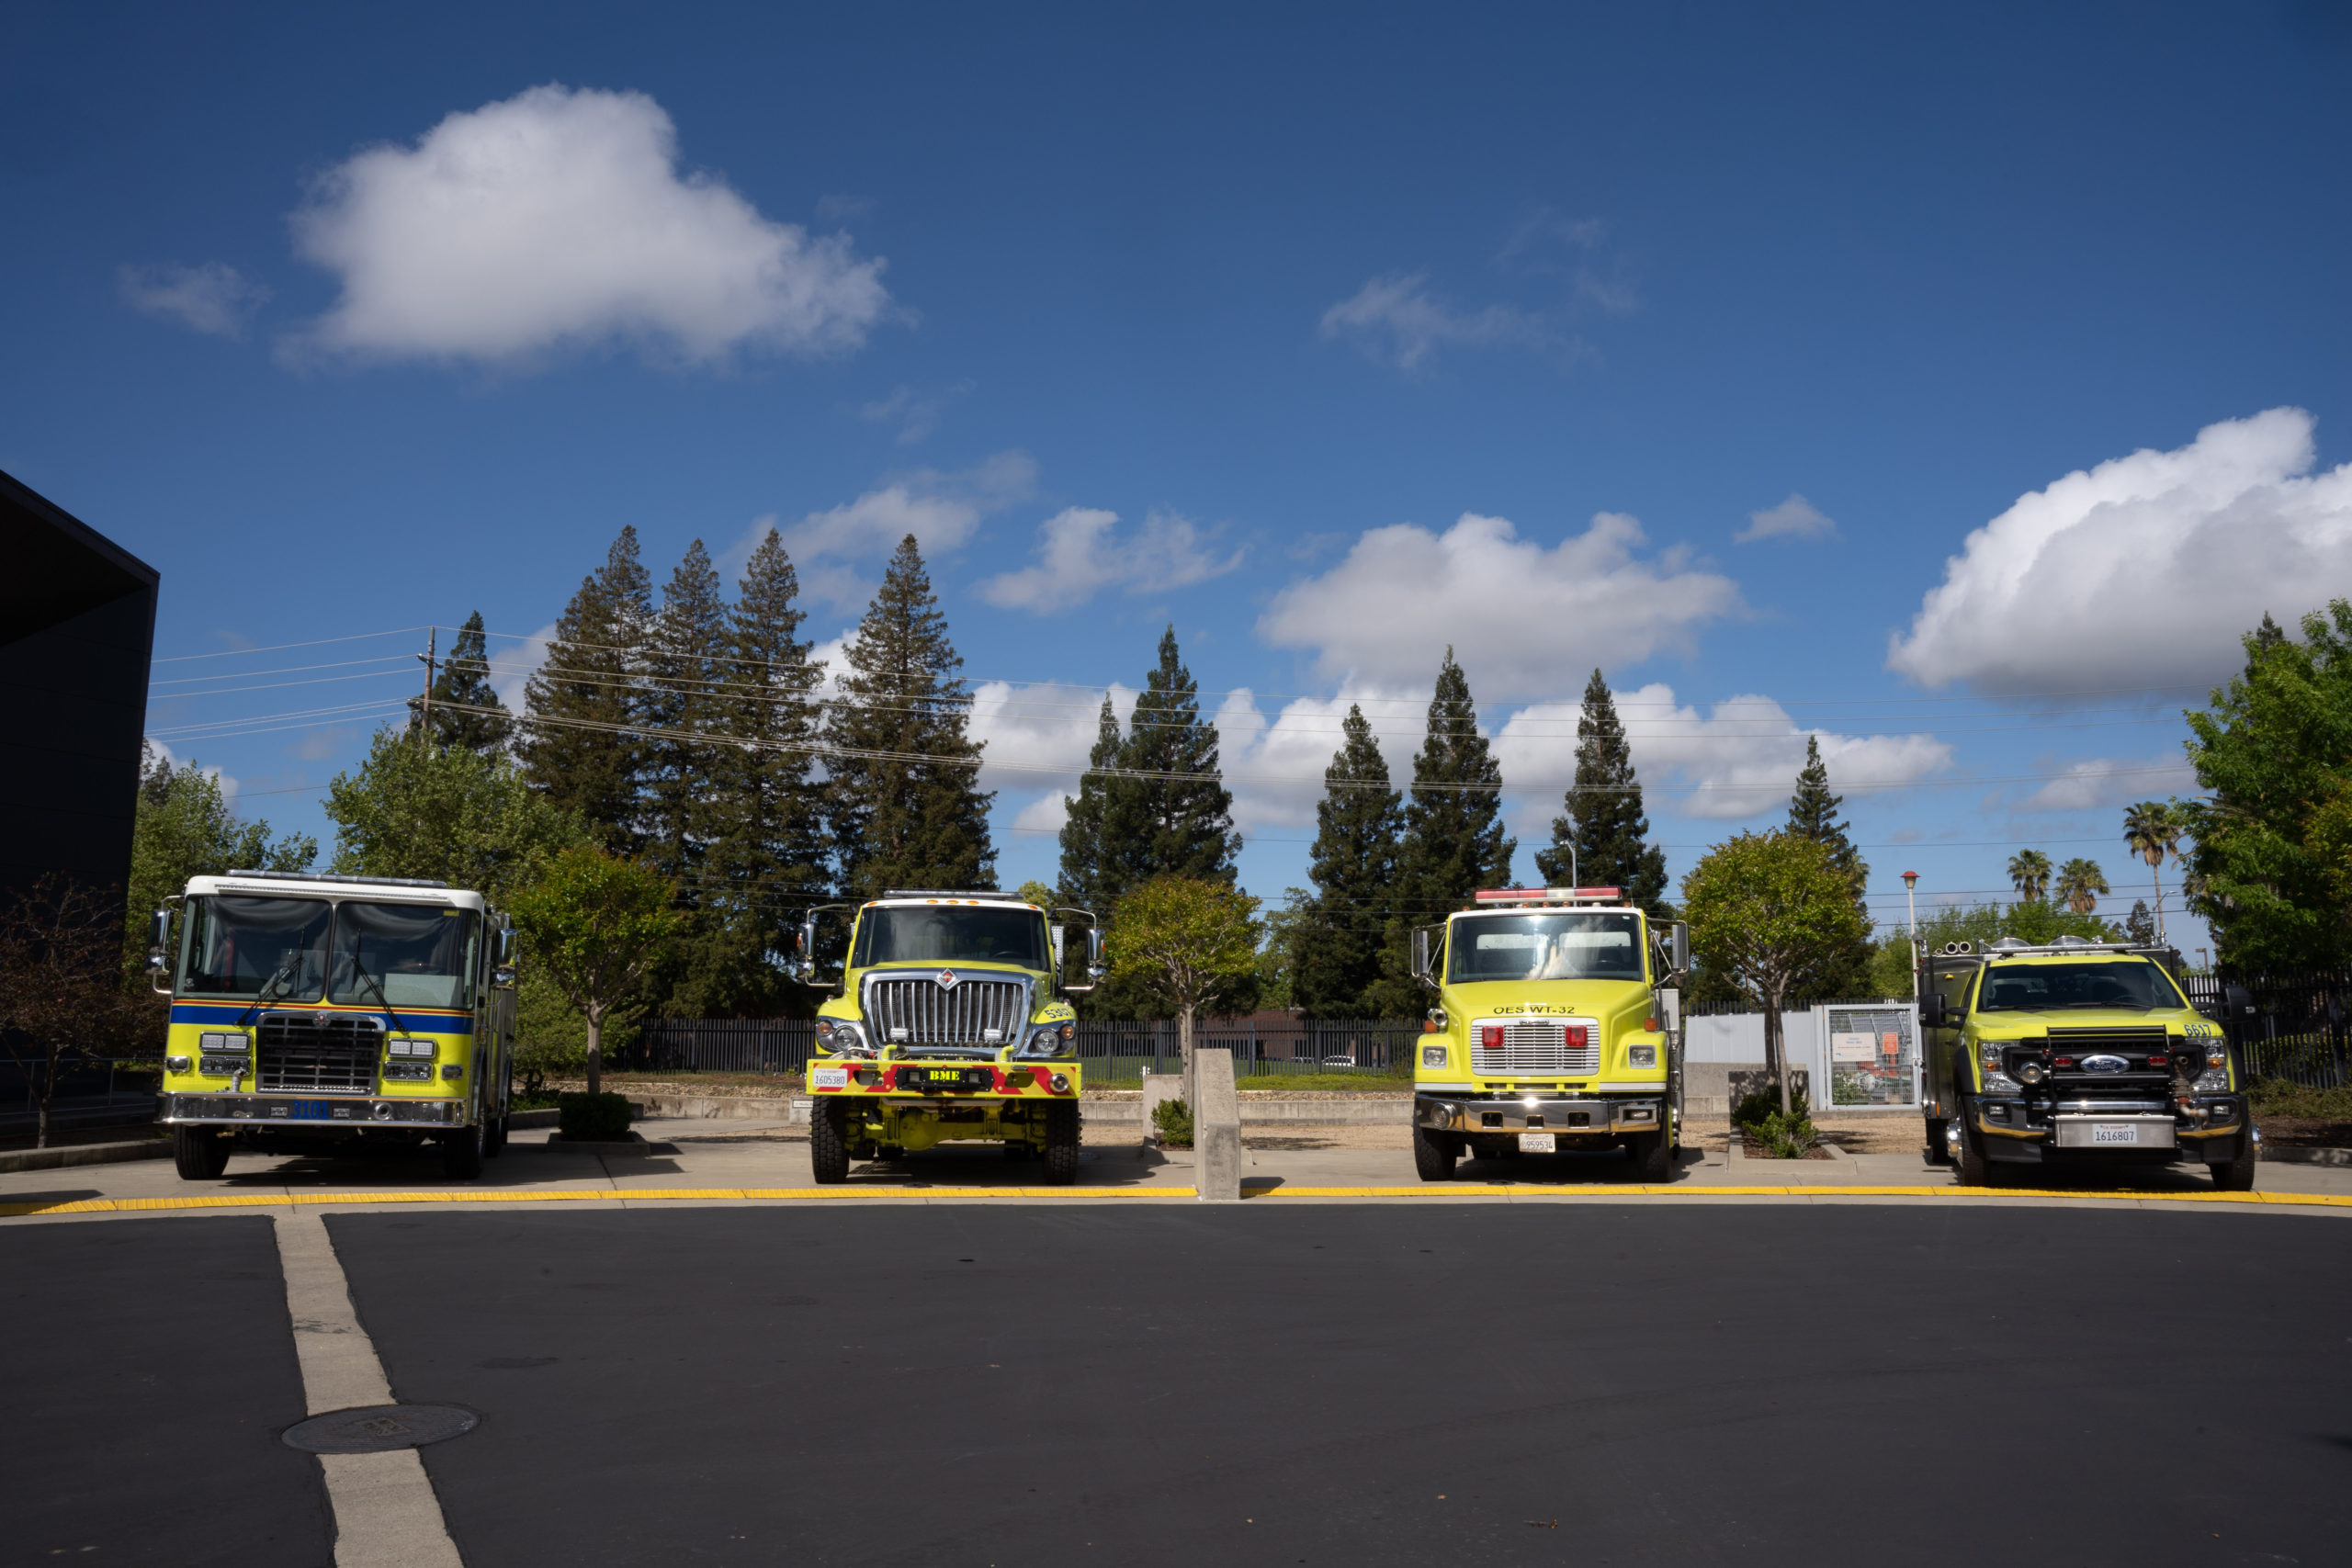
[0,469,160,919]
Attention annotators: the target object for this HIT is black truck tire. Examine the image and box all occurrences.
[2211,1138,2257,1192]
[1629,1129,1671,1183]
[173,1125,231,1180]
[1042,1103,1080,1186]
[810,1100,850,1184]
[1922,1117,1950,1165]
[485,1114,508,1157]
[441,1120,486,1180]
[1412,1123,1457,1181]
[1953,1102,1992,1187]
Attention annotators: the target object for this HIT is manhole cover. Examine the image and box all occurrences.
[283,1404,479,1453]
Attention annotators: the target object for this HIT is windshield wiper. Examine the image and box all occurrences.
[347,965,410,1037]
[239,960,298,1024]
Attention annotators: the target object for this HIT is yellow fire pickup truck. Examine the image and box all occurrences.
[1408,887,1689,1182]
[1920,937,2256,1189]
[796,891,1102,1185]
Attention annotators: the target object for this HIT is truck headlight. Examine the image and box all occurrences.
[816,1019,869,1055]
[2194,1067,2229,1092]
[2204,1045,2228,1069]
[198,1032,247,1053]
[166,1055,191,1073]
[1627,1044,1657,1069]
[1024,1022,1077,1056]
[1981,1071,2022,1093]
[1420,1044,1449,1068]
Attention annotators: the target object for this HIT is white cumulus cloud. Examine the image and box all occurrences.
[1493,684,1952,823]
[119,262,271,336]
[288,84,891,367]
[2011,755,2199,815]
[1888,407,2352,695]
[1736,493,1838,544]
[1318,273,1554,371]
[977,506,1242,613]
[966,681,1137,844]
[1258,510,1744,693]
[728,452,1036,611]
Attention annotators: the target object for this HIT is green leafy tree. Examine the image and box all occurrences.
[124,744,316,978]
[2177,603,2352,968]
[2124,899,2155,945]
[2006,849,2053,903]
[1101,626,1242,888]
[640,538,729,893]
[826,536,994,898]
[506,847,684,1095]
[417,612,513,753]
[1783,734,1874,1002]
[1014,879,1057,908]
[2,876,164,1146]
[1295,705,1401,1017]
[521,526,651,849]
[1255,888,1314,1013]
[1107,875,1262,1077]
[1909,901,2120,953]
[323,727,591,902]
[1383,650,1514,1013]
[2054,858,2109,917]
[1536,670,1668,915]
[1679,830,1871,1116]
[2121,802,2186,943]
[1057,696,1125,911]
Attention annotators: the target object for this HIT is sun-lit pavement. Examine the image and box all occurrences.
[6,1116,2349,1215]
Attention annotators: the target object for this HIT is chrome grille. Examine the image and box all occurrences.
[256,1013,381,1094]
[863,973,1030,1048]
[1472,1019,1600,1076]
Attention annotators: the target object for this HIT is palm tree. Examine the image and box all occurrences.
[2121,802,2184,941]
[2007,849,2052,904]
[2054,857,2109,916]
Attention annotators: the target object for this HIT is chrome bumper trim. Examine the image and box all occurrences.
[1416,1095,1660,1134]
[161,1093,464,1129]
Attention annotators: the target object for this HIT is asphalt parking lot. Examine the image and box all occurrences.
[10,1202,2349,1567]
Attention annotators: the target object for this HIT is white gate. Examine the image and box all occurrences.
[1811,1004,1919,1111]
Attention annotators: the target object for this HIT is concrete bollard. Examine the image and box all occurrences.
[1139,1073,1186,1150]
[1192,1047,1241,1201]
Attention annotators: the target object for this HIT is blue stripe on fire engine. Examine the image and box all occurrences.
[167,1002,475,1034]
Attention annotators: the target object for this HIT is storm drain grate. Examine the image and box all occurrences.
[282,1404,479,1453]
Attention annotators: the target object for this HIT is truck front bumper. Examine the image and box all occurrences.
[162,1093,468,1130]
[1416,1094,1662,1134]
[1970,1095,2247,1163]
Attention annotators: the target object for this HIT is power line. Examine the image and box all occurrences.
[151,627,431,663]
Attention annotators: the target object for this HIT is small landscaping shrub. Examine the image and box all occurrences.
[1732,1082,1810,1131]
[1152,1096,1194,1148]
[1750,1110,1819,1159]
[2245,1078,2352,1120]
[558,1091,632,1141]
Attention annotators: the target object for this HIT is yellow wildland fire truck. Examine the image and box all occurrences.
[150,870,516,1181]
[796,891,1102,1185]
[1408,887,1689,1182]
[1920,936,2257,1190]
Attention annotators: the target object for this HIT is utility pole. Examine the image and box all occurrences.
[414,626,438,749]
[1901,870,1919,998]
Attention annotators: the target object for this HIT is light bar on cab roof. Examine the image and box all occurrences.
[1474,886,1623,903]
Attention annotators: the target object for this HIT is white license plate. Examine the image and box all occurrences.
[2091,1122,2138,1145]
[1519,1132,1556,1153]
[810,1066,849,1090]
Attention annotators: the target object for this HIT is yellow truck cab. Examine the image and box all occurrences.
[151,869,517,1182]
[1921,936,2256,1189]
[797,890,1102,1185]
[1408,887,1688,1182]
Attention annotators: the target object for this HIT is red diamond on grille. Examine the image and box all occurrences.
[936,969,959,989]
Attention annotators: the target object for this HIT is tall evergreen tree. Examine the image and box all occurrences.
[1784,734,1876,1000]
[1102,626,1242,887]
[1534,669,1669,914]
[1379,650,1514,1014]
[1294,705,1402,1017]
[640,539,729,892]
[826,536,994,898]
[416,612,513,752]
[681,530,830,1015]
[521,527,651,850]
[1057,695,1125,911]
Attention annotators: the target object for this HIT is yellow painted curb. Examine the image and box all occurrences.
[1236,1182,2352,1207]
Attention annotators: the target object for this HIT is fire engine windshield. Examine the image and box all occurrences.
[1447,913,1645,984]
[1976,960,2182,1013]
[854,906,1049,969]
[330,903,479,1010]
[179,896,331,1000]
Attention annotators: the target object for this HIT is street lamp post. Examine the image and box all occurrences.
[1902,871,1920,999]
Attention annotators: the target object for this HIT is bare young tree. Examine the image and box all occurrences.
[0,877,163,1148]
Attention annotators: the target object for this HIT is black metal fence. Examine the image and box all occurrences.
[2183,969,2352,1089]
[616,1018,1423,1080]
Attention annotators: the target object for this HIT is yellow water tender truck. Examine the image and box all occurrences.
[1408,887,1689,1181]
[1919,937,2256,1189]
[795,890,1102,1185]
[149,870,516,1181]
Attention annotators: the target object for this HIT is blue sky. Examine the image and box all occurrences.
[8,1,2351,946]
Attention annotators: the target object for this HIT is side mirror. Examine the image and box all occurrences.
[149,908,171,950]
[1919,998,1954,1031]
[1410,927,1438,987]
[1656,987,1681,1033]
[2223,983,2255,1019]
[493,966,516,989]
[1670,921,1690,976]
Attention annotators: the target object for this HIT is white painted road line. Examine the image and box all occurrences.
[275,1211,465,1568]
